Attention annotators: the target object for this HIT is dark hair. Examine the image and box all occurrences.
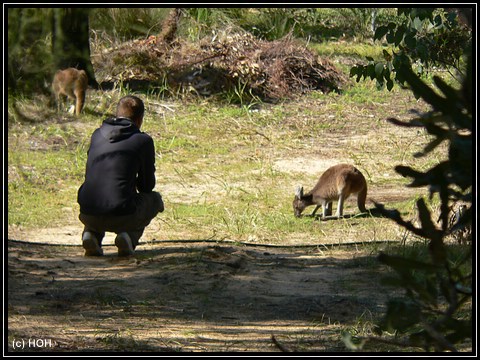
[116,95,145,121]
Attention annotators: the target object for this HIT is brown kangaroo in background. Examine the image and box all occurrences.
[52,68,88,115]
[293,163,368,218]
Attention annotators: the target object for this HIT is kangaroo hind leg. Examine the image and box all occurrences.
[335,194,345,218]
[325,202,333,216]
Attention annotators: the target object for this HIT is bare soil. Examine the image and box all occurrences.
[7,238,399,353]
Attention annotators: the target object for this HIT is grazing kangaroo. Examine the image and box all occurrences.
[52,68,88,115]
[293,163,368,218]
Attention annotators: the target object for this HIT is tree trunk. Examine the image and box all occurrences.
[51,8,98,88]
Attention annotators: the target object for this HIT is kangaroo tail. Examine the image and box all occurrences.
[357,185,367,213]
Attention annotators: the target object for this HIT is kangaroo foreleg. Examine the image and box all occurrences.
[310,205,321,217]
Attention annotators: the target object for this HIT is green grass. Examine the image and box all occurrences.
[311,41,385,61]
[7,38,450,247]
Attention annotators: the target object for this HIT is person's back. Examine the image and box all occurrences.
[78,117,155,215]
[78,95,164,256]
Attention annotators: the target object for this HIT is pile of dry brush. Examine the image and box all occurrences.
[93,24,347,102]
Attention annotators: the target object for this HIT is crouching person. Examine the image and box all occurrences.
[77,95,164,256]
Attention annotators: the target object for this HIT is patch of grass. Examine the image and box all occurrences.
[93,329,142,351]
[8,149,83,227]
[8,38,444,247]
[311,41,385,62]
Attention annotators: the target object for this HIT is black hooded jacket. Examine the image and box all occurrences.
[78,117,156,216]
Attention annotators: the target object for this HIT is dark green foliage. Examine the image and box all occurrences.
[7,8,54,94]
[366,11,473,351]
[350,8,471,90]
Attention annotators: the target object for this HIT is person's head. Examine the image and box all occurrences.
[116,95,145,128]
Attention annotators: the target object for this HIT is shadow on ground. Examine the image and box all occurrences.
[8,239,395,353]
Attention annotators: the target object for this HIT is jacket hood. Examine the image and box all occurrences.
[100,117,140,143]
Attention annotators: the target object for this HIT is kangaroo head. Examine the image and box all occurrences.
[293,186,308,217]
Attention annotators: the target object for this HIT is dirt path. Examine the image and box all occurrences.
[7,238,398,353]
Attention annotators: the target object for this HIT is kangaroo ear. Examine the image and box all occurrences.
[295,186,303,198]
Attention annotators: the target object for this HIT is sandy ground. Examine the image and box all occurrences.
[7,237,399,353]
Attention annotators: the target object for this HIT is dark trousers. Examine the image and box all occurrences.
[79,192,164,248]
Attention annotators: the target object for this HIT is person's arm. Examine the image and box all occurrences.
[136,137,156,193]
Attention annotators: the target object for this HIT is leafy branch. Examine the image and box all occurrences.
[350,8,471,91]
[344,8,472,352]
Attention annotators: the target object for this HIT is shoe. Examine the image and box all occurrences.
[82,231,103,256]
[115,232,134,256]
